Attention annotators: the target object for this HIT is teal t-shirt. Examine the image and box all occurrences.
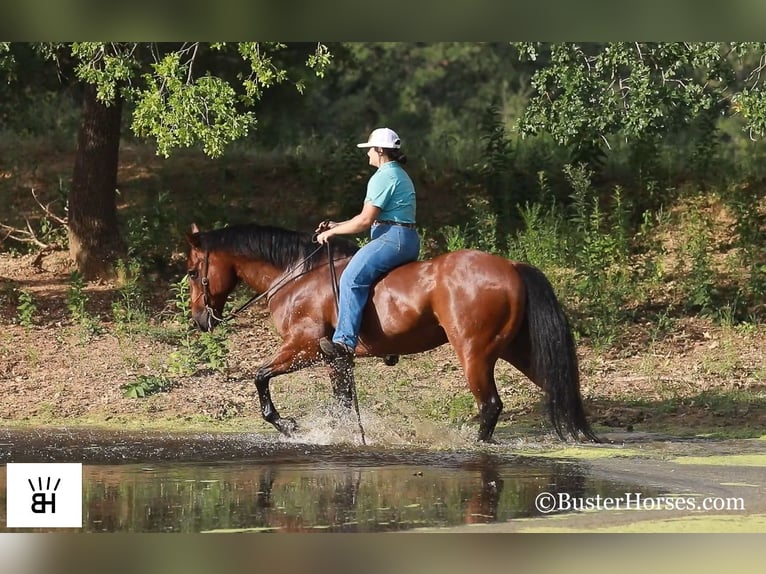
[364,161,416,223]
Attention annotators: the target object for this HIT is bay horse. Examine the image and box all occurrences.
[185,222,598,443]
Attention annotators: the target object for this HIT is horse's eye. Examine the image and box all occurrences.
[188,270,198,280]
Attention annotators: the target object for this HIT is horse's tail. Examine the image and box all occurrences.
[516,263,599,442]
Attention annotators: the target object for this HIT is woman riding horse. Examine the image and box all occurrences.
[314,127,420,363]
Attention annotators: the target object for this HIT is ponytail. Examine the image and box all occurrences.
[382,147,408,165]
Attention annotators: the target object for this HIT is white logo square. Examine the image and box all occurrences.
[6,463,82,528]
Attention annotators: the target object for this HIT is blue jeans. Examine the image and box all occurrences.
[333,223,420,350]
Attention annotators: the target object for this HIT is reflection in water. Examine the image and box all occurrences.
[0,430,649,533]
[1,453,630,533]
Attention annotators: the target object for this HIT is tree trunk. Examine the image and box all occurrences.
[68,83,125,280]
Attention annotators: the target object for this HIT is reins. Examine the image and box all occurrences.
[319,240,365,445]
[200,243,325,329]
[318,239,365,446]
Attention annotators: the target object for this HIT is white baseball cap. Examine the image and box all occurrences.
[357,127,401,149]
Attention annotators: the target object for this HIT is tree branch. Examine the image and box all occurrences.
[31,188,67,226]
[0,221,49,248]
[0,187,67,249]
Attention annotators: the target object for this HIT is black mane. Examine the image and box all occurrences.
[196,223,359,271]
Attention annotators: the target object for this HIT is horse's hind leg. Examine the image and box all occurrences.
[459,354,503,442]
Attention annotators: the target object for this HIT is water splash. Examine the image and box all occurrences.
[282,402,476,449]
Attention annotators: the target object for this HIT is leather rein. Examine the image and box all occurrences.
[197,239,341,330]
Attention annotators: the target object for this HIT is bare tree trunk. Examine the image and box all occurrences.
[68,82,125,279]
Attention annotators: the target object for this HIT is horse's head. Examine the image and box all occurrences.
[185,223,238,332]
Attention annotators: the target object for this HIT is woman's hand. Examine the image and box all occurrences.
[314,220,338,244]
[315,229,334,244]
[315,220,337,233]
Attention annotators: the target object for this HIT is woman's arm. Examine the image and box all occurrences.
[315,202,381,244]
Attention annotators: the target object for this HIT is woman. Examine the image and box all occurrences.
[315,127,420,360]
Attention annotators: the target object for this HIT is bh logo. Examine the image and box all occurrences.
[28,476,61,514]
[5,463,82,528]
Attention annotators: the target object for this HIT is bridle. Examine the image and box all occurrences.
[197,250,226,330]
[192,240,339,331]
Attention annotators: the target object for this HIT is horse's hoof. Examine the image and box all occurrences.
[334,395,353,411]
[277,417,298,436]
[383,355,399,366]
[477,432,498,444]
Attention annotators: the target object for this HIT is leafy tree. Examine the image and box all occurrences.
[1,42,330,278]
[262,42,524,151]
[514,42,766,152]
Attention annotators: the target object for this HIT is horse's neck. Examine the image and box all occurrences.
[234,258,286,293]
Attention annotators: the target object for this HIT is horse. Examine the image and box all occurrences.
[185,222,598,443]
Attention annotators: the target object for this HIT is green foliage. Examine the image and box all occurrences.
[66,271,102,337]
[267,43,520,161]
[170,275,192,325]
[677,210,717,314]
[733,79,766,139]
[508,199,568,276]
[71,42,137,104]
[441,224,468,252]
[66,271,89,323]
[195,330,231,373]
[124,189,176,266]
[111,259,149,331]
[0,42,11,70]
[166,328,231,377]
[688,107,724,183]
[38,215,67,248]
[440,198,501,255]
[478,104,514,223]
[15,288,36,327]
[164,275,231,376]
[564,165,634,345]
[58,42,332,158]
[121,374,174,398]
[516,43,729,147]
[508,179,660,348]
[633,207,669,294]
[725,185,766,319]
[131,55,255,158]
[466,197,499,254]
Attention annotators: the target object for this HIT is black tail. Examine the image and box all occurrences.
[516,263,599,442]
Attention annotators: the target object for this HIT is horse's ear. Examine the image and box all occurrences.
[186,223,201,249]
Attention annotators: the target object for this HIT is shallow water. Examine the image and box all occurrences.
[0,428,663,532]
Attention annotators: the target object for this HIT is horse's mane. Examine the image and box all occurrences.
[195,223,359,271]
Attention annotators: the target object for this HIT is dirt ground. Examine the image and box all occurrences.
[1,246,765,441]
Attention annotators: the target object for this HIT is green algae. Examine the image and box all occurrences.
[672,454,766,467]
[518,513,766,533]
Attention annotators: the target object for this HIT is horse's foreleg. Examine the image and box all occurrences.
[254,367,298,436]
[253,348,311,436]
